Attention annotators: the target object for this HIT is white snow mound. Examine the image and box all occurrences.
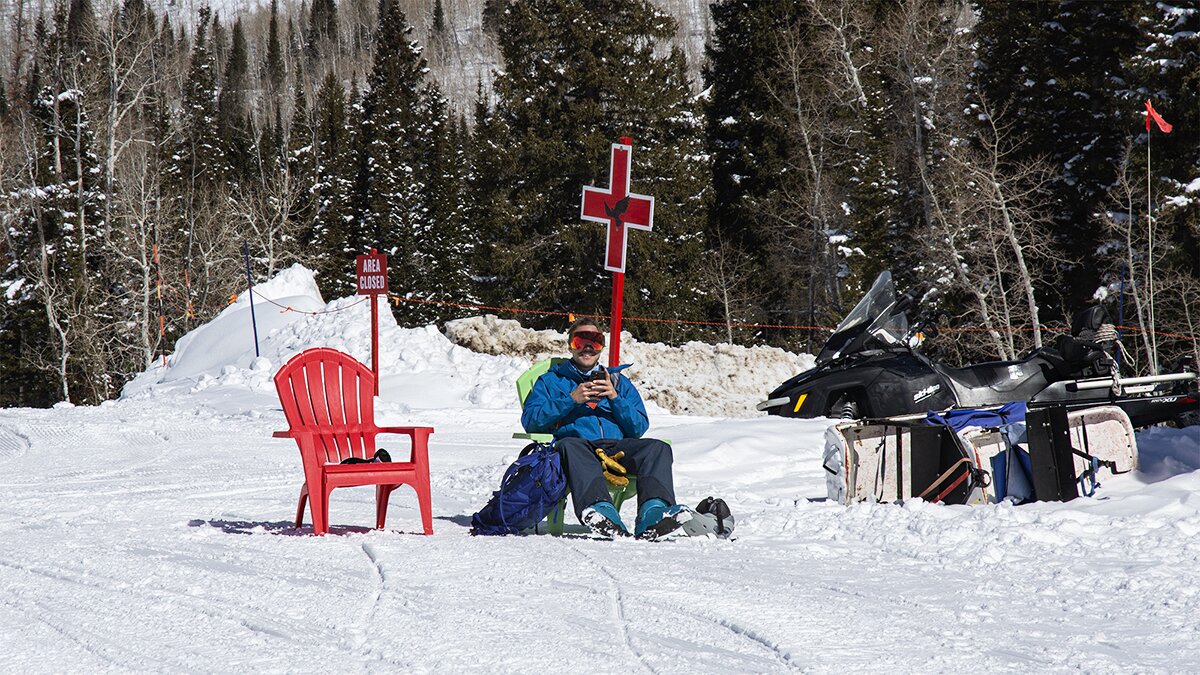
[445,315,815,417]
[122,266,530,409]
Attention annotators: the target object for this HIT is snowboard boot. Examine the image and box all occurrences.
[581,501,630,538]
[634,499,691,541]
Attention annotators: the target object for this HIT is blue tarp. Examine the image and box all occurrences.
[923,402,1031,502]
[923,401,1026,433]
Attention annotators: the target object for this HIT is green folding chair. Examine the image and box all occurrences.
[515,358,637,535]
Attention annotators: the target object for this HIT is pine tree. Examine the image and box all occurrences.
[1123,1,1199,276]
[307,0,339,63]
[1104,1,1200,369]
[974,0,1142,307]
[287,17,303,72]
[414,86,474,320]
[311,71,356,296]
[358,0,431,321]
[65,0,96,55]
[218,18,254,184]
[705,1,804,254]
[168,6,224,329]
[263,0,286,94]
[173,6,222,193]
[432,0,446,34]
[465,79,508,295]
[486,0,711,340]
[210,13,227,77]
[10,4,107,402]
[704,1,810,341]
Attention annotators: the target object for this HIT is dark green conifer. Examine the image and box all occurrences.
[974,0,1141,306]
[173,6,221,191]
[307,0,338,62]
[358,0,429,318]
[311,71,355,296]
[218,18,254,184]
[486,0,711,340]
[263,0,285,93]
[432,0,446,34]
[414,87,474,320]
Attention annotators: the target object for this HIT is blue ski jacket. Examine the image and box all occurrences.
[521,360,649,440]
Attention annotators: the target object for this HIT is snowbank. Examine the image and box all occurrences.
[122,265,530,410]
[445,315,814,417]
[123,266,815,418]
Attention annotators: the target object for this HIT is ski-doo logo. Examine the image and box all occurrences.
[914,384,941,402]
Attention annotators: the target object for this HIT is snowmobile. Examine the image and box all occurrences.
[757,271,1198,429]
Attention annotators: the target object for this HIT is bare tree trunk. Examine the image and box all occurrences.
[36,202,71,402]
[994,181,1041,348]
[807,0,868,106]
[987,245,1016,359]
[1110,152,1155,373]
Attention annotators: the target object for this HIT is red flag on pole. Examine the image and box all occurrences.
[1144,100,1172,133]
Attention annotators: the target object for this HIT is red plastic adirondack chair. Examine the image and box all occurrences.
[273,348,434,536]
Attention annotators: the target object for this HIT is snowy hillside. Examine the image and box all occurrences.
[0,0,714,110]
[2,266,1199,672]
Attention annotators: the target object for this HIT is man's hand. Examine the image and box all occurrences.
[590,374,617,400]
[595,449,629,487]
[570,382,599,404]
[570,376,617,404]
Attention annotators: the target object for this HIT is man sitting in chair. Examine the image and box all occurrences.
[521,319,682,539]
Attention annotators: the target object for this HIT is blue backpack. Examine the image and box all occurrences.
[471,442,567,535]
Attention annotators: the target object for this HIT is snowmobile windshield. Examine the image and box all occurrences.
[815,271,909,365]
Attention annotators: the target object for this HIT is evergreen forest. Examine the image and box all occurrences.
[0,0,1196,407]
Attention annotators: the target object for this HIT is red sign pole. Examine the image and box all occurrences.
[355,248,389,395]
[370,297,379,395]
[610,271,624,368]
[580,135,653,369]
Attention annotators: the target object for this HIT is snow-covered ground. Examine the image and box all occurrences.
[2,266,1198,672]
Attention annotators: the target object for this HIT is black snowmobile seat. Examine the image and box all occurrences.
[1071,305,1110,337]
[931,355,1054,405]
[1053,334,1094,374]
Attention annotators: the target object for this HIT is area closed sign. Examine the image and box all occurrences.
[356,250,388,295]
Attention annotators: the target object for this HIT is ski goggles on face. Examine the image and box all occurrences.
[569,331,605,352]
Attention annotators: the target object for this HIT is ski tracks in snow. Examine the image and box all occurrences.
[0,555,323,670]
[568,543,657,674]
[640,597,805,672]
[351,541,420,667]
[567,540,805,673]
[0,424,30,463]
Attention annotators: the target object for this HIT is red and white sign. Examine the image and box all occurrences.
[581,140,655,273]
[356,251,388,295]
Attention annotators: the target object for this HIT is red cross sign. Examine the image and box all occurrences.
[581,139,655,273]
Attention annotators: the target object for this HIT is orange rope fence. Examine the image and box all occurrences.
[1115,325,1199,342]
[384,294,1199,343]
[247,289,370,315]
